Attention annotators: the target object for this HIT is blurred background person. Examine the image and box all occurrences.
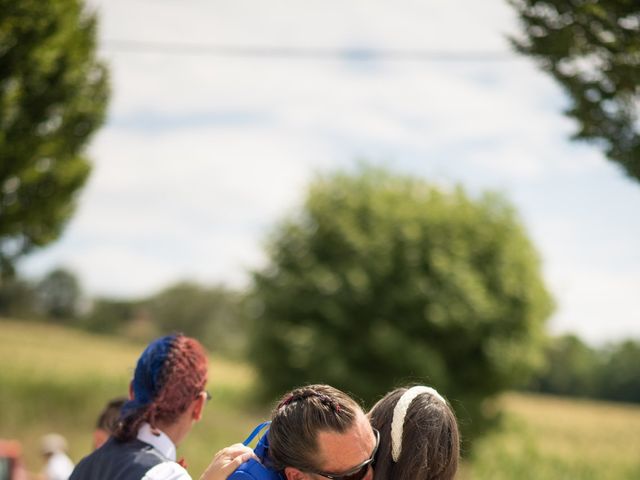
[93,397,127,450]
[38,434,74,480]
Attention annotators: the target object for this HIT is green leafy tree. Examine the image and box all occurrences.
[146,282,248,357]
[250,167,554,442]
[510,0,640,181]
[0,0,109,276]
[525,334,640,403]
[83,297,142,334]
[597,339,640,402]
[527,334,599,396]
[0,274,35,318]
[35,267,81,320]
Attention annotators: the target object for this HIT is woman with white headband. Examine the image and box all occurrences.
[368,386,459,480]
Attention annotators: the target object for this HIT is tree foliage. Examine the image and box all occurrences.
[82,297,142,334]
[599,339,640,402]
[0,0,109,276]
[527,334,599,397]
[249,167,554,442]
[527,334,640,403]
[35,267,81,320]
[145,282,248,358]
[510,1,640,181]
[0,275,35,318]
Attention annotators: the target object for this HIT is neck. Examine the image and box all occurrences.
[156,411,192,447]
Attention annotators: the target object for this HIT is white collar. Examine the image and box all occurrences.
[137,423,177,461]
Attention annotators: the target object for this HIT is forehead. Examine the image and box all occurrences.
[315,411,375,473]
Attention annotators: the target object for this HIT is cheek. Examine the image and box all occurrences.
[93,430,108,449]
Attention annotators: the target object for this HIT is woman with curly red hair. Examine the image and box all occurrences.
[70,334,254,480]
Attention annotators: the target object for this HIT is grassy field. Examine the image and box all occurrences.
[461,393,640,479]
[0,319,268,475]
[2,318,639,478]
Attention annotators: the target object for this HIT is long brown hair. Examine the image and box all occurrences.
[268,384,362,472]
[369,387,459,480]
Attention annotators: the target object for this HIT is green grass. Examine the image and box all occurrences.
[462,393,640,479]
[2,318,640,478]
[0,318,268,475]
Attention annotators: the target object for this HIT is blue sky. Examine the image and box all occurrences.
[19,0,640,344]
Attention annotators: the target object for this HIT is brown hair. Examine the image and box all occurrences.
[114,334,208,441]
[369,387,459,480]
[96,396,127,432]
[268,384,363,472]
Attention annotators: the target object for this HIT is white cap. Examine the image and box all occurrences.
[40,433,68,454]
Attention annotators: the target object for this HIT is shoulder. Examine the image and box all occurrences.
[142,461,192,480]
[46,453,74,479]
[70,439,167,480]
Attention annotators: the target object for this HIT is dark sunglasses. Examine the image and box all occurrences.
[308,428,379,480]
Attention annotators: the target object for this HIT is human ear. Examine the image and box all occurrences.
[192,392,206,421]
[283,466,308,480]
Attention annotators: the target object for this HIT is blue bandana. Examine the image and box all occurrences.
[122,334,177,416]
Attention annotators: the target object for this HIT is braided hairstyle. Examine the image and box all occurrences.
[268,384,362,472]
[114,334,208,442]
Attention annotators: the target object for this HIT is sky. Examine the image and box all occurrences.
[19,0,640,345]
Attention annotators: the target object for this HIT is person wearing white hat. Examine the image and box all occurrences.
[40,433,74,480]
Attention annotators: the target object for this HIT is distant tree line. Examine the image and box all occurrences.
[524,334,640,404]
[3,267,638,405]
[0,268,82,320]
[0,269,248,359]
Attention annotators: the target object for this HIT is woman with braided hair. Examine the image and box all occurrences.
[70,334,255,480]
[368,386,459,480]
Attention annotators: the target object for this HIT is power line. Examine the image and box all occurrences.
[101,40,518,62]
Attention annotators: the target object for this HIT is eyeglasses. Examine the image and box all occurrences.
[197,391,212,402]
[307,428,379,480]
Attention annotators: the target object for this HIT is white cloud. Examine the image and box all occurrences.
[20,0,640,344]
[90,0,518,50]
[548,269,640,344]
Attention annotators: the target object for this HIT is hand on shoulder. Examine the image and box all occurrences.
[199,443,257,480]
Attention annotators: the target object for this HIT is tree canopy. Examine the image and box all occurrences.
[249,167,554,442]
[145,281,248,357]
[510,0,640,181]
[0,0,109,277]
[35,267,81,320]
[526,334,640,403]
